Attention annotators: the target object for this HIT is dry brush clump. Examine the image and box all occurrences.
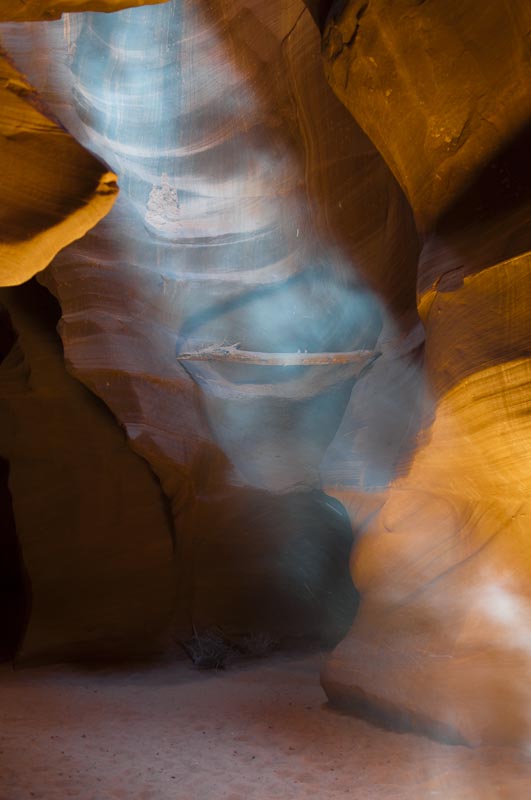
[179,629,278,670]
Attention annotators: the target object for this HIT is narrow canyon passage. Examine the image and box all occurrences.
[1,0,531,796]
[1,0,422,655]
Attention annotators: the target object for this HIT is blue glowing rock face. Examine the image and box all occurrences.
[1,0,420,497]
[0,0,428,652]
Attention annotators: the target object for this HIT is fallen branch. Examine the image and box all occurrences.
[176,342,380,366]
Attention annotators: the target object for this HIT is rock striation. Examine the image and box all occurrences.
[0,0,169,23]
[0,280,175,663]
[320,0,531,746]
[0,52,118,287]
[1,0,423,650]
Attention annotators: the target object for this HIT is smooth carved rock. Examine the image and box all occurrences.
[0,0,169,22]
[0,53,118,287]
[175,487,357,645]
[324,258,531,746]
[1,1,421,640]
[320,0,531,745]
[322,0,531,233]
[0,281,175,663]
[322,0,531,300]
[2,0,528,746]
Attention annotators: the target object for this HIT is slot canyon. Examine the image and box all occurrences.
[1,0,531,797]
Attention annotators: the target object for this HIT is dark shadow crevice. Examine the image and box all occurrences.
[0,306,31,662]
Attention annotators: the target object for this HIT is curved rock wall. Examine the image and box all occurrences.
[0,280,175,663]
[1,1,423,648]
[0,52,117,287]
[0,0,168,22]
[321,0,531,746]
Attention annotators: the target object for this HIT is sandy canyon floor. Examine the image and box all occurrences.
[1,650,530,799]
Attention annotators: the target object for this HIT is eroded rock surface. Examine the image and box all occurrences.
[0,0,168,22]
[322,0,531,233]
[1,1,422,646]
[0,52,118,287]
[0,281,175,663]
[321,0,531,746]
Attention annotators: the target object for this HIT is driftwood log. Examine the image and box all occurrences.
[177,343,380,367]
